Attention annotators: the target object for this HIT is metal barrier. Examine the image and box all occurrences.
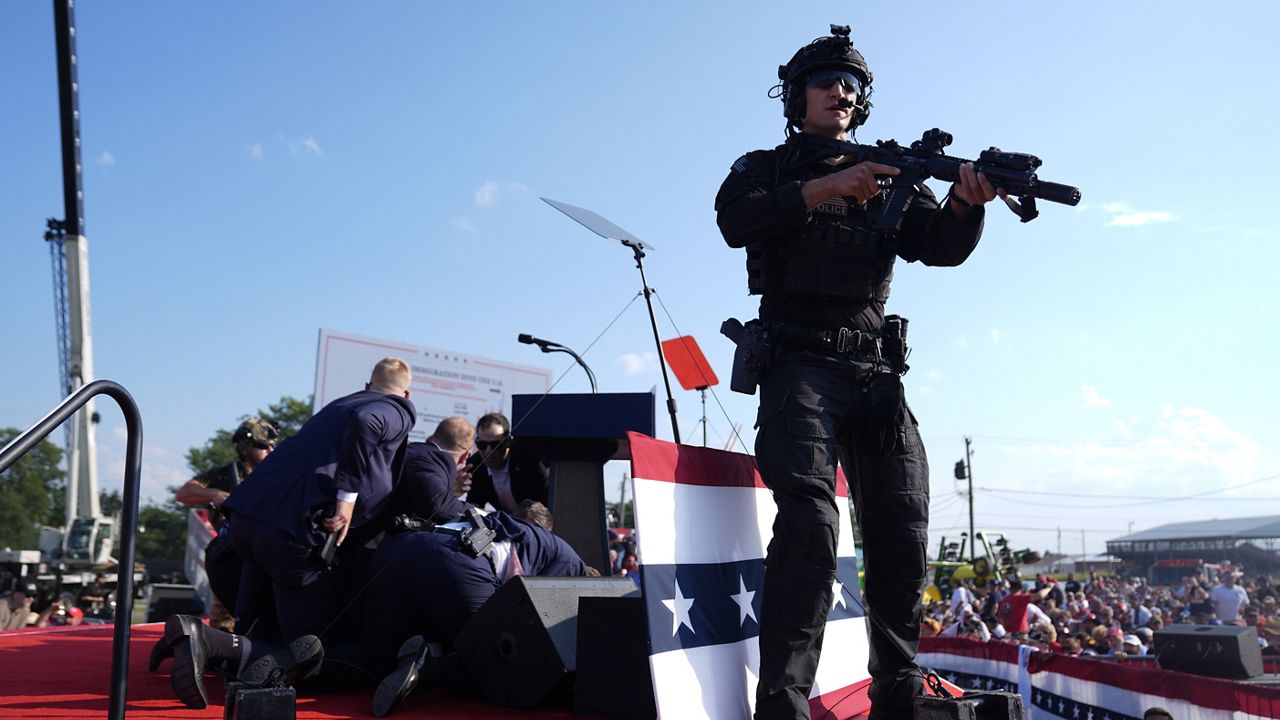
[0,380,142,720]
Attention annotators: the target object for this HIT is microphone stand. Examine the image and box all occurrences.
[622,238,681,444]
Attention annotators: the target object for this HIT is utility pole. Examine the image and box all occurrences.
[618,472,629,527]
[965,437,974,562]
[953,437,975,562]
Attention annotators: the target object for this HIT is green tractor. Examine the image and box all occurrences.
[923,531,1041,603]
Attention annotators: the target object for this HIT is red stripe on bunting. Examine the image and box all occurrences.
[1028,651,1280,714]
[626,432,849,497]
[808,677,871,718]
[919,637,1280,715]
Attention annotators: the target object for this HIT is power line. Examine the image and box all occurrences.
[970,510,1211,524]
[931,524,1128,534]
[967,468,1280,507]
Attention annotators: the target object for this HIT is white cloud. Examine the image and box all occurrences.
[453,216,478,233]
[475,181,499,208]
[250,143,263,160]
[279,135,324,158]
[989,328,1001,344]
[991,405,1262,498]
[97,150,115,166]
[1102,202,1177,228]
[508,181,528,192]
[927,370,942,381]
[1080,385,1112,408]
[100,427,190,506]
[617,352,658,376]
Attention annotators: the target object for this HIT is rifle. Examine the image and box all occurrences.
[803,129,1081,235]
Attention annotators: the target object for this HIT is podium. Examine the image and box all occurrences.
[511,392,655,572]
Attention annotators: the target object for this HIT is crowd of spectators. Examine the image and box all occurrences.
[608,530,642,587]
[1,579,98,631]
[922,568,1280,659]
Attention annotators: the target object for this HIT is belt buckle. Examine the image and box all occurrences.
[835,327,855,353]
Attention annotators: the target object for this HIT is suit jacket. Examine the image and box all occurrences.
[224,389,416,545]
[466,440,549,513]
[398,441,472,523]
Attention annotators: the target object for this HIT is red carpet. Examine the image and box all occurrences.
[0,623,578,719]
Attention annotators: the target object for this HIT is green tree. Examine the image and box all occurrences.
[99,489,123,517]
[184,395,312,475]
[131,394,314,564]
[0,428,65,549]
[136,505,189,562]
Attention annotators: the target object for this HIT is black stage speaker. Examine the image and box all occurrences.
[455,576,638,708]
[1153,624,1264,679]
[916,691,1025,720]
[145,583,198,623]
[574,595,655,719]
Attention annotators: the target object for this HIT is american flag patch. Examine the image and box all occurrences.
[731,155,749,173]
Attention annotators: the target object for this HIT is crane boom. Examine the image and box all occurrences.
[51,0,103,544]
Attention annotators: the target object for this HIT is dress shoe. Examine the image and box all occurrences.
[372,635,428,717]
[238,635,325,686]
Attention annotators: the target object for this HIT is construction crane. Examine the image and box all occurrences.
[1,0,119,609]
[43,0,112,569]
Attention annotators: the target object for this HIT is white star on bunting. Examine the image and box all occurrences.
[662,580,696,636]
[730,575,757,626]
[831,579,847,610]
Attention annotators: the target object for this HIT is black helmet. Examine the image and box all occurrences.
[776,25,873,135]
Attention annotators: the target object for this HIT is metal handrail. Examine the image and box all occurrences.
[0,380,142,720]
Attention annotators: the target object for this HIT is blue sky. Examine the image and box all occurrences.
[3,2,1277,559]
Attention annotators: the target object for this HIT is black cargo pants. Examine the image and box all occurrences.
[753,351,929,720]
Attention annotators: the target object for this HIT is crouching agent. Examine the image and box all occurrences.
[149,614,325,712]
[362,501,593,717]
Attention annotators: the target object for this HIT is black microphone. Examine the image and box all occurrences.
[517,333,599,393]
[837,98,855,109]
[517,333,561,349]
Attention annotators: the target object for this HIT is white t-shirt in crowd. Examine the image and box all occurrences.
[950,585,974,616]
[1209,583,1249,622]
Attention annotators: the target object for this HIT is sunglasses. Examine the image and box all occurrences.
[806,69,862,95]
[475,436,509,451]
[252,441,275,450]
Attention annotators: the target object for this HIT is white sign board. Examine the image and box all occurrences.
[313,329,551,442]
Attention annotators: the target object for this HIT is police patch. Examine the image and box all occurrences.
[814,195,850,217]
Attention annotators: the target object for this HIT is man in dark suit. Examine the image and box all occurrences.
[162,358,417,708]
[464,412,549,513]
[364,504,590,716]
[207,358,412,676]
[400,416,474,524]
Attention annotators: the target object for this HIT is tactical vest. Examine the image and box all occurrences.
[746,172,897,302]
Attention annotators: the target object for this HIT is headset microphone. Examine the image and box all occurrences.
[838,98,855,109]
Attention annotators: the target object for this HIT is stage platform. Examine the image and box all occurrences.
[0,622,581,719]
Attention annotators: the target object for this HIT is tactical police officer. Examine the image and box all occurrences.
[175,418,278,524]
[715,26,1003,720]
[173,417,277,630]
